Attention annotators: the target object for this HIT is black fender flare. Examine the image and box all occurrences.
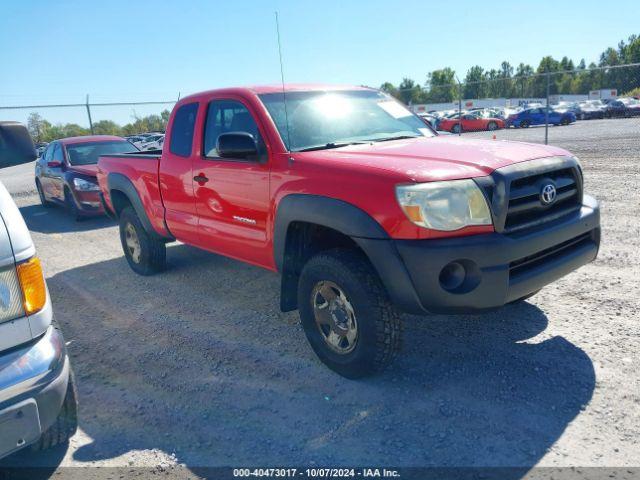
[274,194,424,314]
[107,173,172,241]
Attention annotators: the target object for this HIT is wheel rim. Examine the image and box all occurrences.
[488,122,497,130]
[124,222,142,264]
[311,280,358,354]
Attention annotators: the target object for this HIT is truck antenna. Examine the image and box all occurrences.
[275,11,292,153]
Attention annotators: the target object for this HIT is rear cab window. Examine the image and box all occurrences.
[169,102,199,157]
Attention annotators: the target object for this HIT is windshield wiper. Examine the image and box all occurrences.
[296,141,369,152]
[370,135,421,143]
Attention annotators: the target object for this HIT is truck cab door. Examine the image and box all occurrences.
[191,97,272,269]
[158,101,201,244]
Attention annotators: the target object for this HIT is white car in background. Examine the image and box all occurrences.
[139,134,164,151]
[0,122,78,460]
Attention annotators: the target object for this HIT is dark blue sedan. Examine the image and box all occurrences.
[506,107,576,128]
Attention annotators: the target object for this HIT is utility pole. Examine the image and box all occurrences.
[85,94,94,134]
[456,76,463,136]
[544,72,550,145]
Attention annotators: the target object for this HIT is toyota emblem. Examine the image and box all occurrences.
[540,183,557,205]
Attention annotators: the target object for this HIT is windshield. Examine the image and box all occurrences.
[65,140,138,165]
[258,90,434,152]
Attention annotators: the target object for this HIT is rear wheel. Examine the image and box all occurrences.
[451,123,461,134]
[36,180,51,208]
[118,206,166,275]
[561,117,570,125]
[487,121,498,131]
[520,120,530,128]
[297,249,402,378]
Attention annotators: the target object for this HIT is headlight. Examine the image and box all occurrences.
[73,178,100,191]
[396,179,492,231]
[0,267,26,323]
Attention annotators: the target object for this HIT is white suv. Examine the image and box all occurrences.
[0,122,77,459]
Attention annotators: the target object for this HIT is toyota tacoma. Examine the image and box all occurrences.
[97,85,600,378]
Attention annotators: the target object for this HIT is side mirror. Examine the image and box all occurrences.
[217,132,258,160]
[47,161,63,168]
[0,121,37,169]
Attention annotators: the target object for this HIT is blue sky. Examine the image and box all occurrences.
[1,0,638,126]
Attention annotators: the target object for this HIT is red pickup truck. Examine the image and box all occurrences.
[97,84,600,378]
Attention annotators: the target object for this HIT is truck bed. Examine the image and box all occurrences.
[97,151,170,237]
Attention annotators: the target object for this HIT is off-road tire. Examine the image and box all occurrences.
[119,206,166,275]
[297,248,402,379]
[32,368,78,451]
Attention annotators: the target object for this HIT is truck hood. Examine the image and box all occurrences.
[303,136,570,182]
[68,164,98,177]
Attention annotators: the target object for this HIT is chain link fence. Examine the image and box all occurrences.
[404,63,640,145]
[0,95,179,144]
[1,63,638,148]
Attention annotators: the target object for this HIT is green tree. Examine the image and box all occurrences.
[397,78,424,105]
[463,66,486,99]
[514,63,535,97]
[426,68,457,102]
[379,82,400,100]
[27,112,51,143]
[92,120,122,136]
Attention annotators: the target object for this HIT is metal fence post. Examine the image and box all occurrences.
[457,77,462,136]
[85,94,94,134]
[544,72,550,145]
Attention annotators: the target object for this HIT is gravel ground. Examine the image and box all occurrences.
[0,118,638,476]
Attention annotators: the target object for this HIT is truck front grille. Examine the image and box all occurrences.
[503,166,582,233]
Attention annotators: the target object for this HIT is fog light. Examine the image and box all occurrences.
[439,259,481,294]
[439,262,466,291]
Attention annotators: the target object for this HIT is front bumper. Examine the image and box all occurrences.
[361,196,600,315]
[72,188,105,215]
[0,326,70,459]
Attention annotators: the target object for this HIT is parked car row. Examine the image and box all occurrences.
[553,97,640,119]
[419,96,639,133]
[124,132,165,151]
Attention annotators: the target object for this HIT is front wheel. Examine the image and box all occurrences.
[36,180,51,208]
[520,120,530,128]
[297,249,402,378]
[64,188,81,221]
[118,206,166,275]
[486,121,498,131]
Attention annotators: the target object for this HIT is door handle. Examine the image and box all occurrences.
[193,174,209,185]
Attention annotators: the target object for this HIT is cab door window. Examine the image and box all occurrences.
[203,100,266,161]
